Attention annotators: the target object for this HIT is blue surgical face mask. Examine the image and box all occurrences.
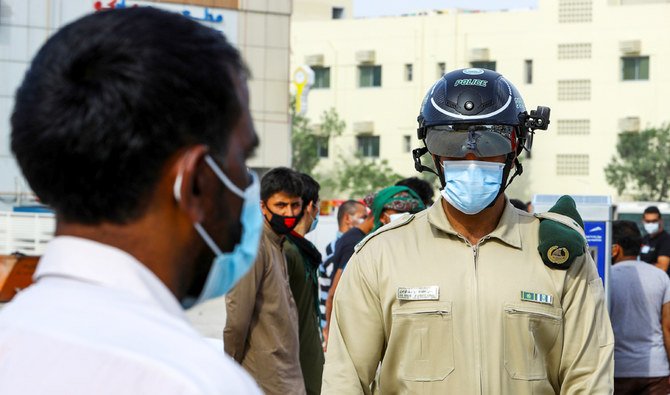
[440,160,505,215]
[175,155,262,307]
[308,211,319,233]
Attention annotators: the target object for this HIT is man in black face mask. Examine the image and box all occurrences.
[225,167,307,395]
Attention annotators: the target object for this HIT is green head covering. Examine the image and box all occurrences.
[365,186,425,231]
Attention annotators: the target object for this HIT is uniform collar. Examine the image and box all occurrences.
[34,236,188,320]
[427,197,522,249]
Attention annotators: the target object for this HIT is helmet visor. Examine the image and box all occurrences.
[425,125,515,158]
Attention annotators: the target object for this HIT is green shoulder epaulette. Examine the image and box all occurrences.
[354,213,415,254]
[535,195,587,270]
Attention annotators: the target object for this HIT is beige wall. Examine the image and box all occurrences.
[0,0,291,198]
[291,0,670,201]
[292,0,352,21]
[149,0,294,170]
[237,0,292,170]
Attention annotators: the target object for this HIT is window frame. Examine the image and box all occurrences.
[316,136,329,158]
[470,60,497,71]
[524,59,533,84]
[356,135,380,157]
[621,56,649,81]
[312,66,331,89]
[437,62,446,77]
[404,63,413,82]
[358,65,382,88]
[403,135,412,153]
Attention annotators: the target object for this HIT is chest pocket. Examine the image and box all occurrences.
[390,301,455,382]
[503,303,562,381]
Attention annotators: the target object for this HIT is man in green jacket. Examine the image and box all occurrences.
[284,173,325,395]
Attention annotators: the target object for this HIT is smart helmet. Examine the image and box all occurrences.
[413,68,550,188]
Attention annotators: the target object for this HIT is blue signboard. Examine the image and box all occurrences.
[585,221,607,282]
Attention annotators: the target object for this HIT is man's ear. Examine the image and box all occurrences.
[260,199,269,218]
[172,145,209,223]
[611,244,620,260]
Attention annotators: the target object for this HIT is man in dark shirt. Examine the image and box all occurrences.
[640,206,670,274]
[323,206,374,345]
[284,173,324,395]
[318,200,366,330]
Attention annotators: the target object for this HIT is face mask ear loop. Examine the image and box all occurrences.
[194,223,224,256]
[482,153,519,210]
[204,155,245,198]
[173,170,184,203]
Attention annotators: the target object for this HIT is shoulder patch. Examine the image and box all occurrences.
[354,214,415,254]
[535,212,587,271]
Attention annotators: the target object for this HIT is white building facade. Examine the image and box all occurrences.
[0,0,291,203]
[292,0,670,201]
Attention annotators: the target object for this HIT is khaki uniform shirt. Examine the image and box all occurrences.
[225,222,305,395]
[323,199,614,394]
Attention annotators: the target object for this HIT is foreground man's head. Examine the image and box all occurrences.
[11,7,259,303]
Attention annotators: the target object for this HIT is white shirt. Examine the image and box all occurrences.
[0,236,262,395]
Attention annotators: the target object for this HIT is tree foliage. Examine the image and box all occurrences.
[605,125,670,201]
[290,103,404,199]
[290,104,345,175]
[324,154,403,198]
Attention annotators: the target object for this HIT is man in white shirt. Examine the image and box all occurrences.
[0,7,262,394]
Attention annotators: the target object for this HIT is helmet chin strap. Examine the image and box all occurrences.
[483,153,523,210]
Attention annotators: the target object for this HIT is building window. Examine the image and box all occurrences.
[557,119,590,135]
[316,136,329,158]
[470,61,496,71]
[558,0,592,23]
[313,66,330,89]
[437,62,446,77]
[558,79,591,100]
[556,154,589,176]
[405,64,413,81]
[621,56,649,80]
[403,135,412,152]
[357,135,380,157]
[558,43,592,59]
[524,59,533,84]
[332,7,344,19]
[358,65,382,87]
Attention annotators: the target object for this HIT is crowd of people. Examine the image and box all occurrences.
[3,6,667,395]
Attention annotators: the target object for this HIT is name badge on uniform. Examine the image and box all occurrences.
[641,245,651,254]
[397,286,440,301]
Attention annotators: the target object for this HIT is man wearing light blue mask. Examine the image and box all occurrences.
[323,68,614,394]
[0,8,262,394]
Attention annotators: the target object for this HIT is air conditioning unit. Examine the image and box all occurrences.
[619,40,641,55]
[305,54,324,67]
[353,121,374,133]
[618,116,640,132]
[355,50,376,64]
[469,48,490,61]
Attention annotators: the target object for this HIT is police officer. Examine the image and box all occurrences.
[322,68,614,394]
